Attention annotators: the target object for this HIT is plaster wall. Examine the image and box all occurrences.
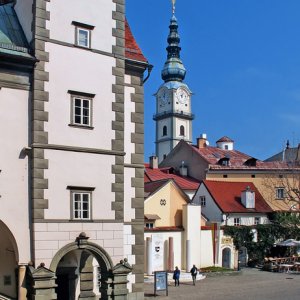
[44,43,115,149]
[46,0,116,53]
[193,184,223,223]
[157,119,171,139]
[145,182,187,227]
[124,167,135,222]
[14,0,33,43]
[0,87,31,263]
[145,184,171,227]
[124,77,135,165]
[34,222,124,268]
[124,225,136,293]
[200,230,235,268]
[157,141,171,163]
[225,214,269,226]
[44,150,115,220]
[144,231,183,270]
[160,143,208,180]
[174,118,190,140]
[182,204,201,269]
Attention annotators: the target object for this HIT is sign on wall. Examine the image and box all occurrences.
[152,234,164,271]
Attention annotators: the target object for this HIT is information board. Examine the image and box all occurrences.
[154,271,168,296]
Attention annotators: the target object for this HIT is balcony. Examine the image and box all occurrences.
[153,110,194,121]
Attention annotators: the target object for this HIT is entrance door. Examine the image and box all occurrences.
[222,248,231,269]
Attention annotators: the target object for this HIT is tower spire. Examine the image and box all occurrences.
[172,0,176,15]
[161,0,186,82]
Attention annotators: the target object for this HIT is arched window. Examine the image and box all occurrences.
[180,125,185,136]
[163,126,167,136]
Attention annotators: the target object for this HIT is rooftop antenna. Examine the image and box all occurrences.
[171,0,176,15]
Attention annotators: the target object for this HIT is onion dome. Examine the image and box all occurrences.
[161,12,186,82]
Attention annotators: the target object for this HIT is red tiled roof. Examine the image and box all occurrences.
[216,136,234,143]
[145,165,200,190]
[125,19,147,63]
[203,180,272,213]
[191,145,252,166]
[145,180,168,195]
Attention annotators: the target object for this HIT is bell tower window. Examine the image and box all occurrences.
[163,125,168,136]
[180,125,185,136]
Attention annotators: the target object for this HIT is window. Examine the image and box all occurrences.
[200,196,206,207]
[163,125,167,136]
[72,191,91,220]
[223,174,228,178]
[68,186,94,220]
[254,217,260,225]
[219,158,230,166]
[180,125,185,136]
[225,145,228,150]
[72,21,94,48]
[251,174,256,178]
[276,188,285,199]
[145,223,154,229]
[68,90,95,128]
[234,217,241,226]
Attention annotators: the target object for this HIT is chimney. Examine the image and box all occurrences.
[197,133,208,149]
[241,186,255,209]
[149,156,158,169]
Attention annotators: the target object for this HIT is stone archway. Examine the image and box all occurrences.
[0,221,19,299]
[222,247,231,269]
[50,233,114,300]
[28,233,132,300]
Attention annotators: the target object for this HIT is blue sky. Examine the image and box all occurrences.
[126,0,300,161]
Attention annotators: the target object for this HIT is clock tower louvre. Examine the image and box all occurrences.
[154,2,194,163]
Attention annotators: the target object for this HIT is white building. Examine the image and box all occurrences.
[0,1,149,299]
[193,180,272,226]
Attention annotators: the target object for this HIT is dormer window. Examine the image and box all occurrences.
[244,158,257,167]
[219,158,230,166]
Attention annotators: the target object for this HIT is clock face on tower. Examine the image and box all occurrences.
[176,88,189,104]
[158,89,170,106]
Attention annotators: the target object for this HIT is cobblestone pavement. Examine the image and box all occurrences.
[144,268,300,300]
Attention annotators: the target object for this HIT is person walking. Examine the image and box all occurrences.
[190,264,198,285]
[173,266,180,286]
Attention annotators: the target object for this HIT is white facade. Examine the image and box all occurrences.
[193,183,270,226]
[0,0,148,299]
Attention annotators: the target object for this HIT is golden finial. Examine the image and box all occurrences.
[172,0,176,15]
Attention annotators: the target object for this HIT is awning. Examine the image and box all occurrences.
[144,214,161,220]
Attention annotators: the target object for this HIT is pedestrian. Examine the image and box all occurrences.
[173,266,180,286]
[190,264,198,285]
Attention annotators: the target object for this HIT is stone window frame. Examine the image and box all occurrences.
[68,90,95,129]
[67,186,95,220]
[72,21,95,48]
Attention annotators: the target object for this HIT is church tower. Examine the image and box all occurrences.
[154,1,194,163]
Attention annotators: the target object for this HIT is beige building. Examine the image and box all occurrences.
[160,135,300,212]
[0,1,149,299]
